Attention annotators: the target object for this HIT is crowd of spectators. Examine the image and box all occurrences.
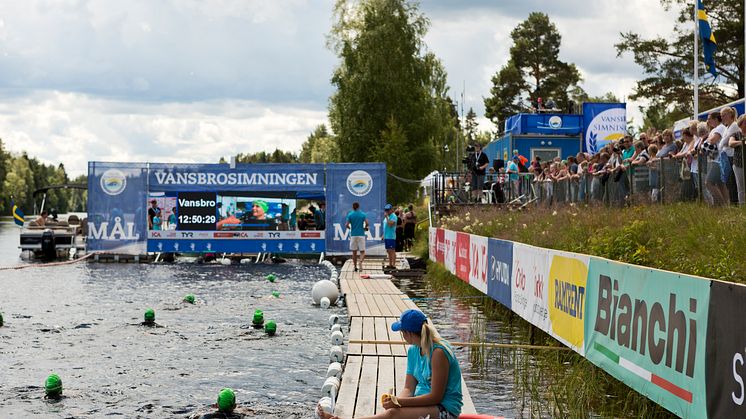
[439,106,746,207]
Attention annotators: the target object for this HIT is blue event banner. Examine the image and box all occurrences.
[582,102,626,154]
[325,163,386,255]
[148,163,326,192]
[487,238,512,309]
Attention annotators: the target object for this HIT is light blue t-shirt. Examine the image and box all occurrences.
[383,213,397,240]
[507,161,519,181]
[345,210,367,237]
[406,343,463,415]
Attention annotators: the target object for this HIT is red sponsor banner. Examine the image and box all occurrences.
[213,232,233,238]
[300,232,322,238]
[455,232,470,282]
[436,228,445,263]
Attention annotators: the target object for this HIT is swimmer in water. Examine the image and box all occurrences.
[189,388,256,418]
[139,308,164,328]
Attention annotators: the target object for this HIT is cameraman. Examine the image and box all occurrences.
[470,143,490,202]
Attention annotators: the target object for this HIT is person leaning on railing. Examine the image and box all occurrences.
[727,114,746,205]
[702,111,729,206]
[672,127,697,201]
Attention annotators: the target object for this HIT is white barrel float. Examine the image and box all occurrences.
[331,330,344,346]
[328,314,340,327]
[220,258,231,265]
[330,324,342,334]
[316,396,334,418]
[239,258,253,264]
[321,376,340,398]
[320,297,331,309]
[312,280,339,305]
[330,345,343,363]
[327,362,342,380]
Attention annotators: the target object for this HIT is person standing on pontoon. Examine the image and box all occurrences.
[345,201,368,272]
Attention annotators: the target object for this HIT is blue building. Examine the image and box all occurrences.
[483,113,584,167]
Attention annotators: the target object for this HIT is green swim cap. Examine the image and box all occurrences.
[253,200,269,214]
[252,309,264,325]
[266,274,276,283]
[217,388,236,412]
[45,374,63,397]
[144,308,155,323]
[184,294,195,304]
[265,320,277,336]
[272,291,280,298]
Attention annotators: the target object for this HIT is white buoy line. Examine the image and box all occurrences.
[314,259,345,418]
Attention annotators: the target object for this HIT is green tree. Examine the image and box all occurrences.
[0,139,11,213]
[298,124,342,163]
[328,0,449,201]
[374,117,413,202]
[464,107,478,142]
[225,149,299,164]
[484,12,582,126]
[3,155,33,211]
[616,0,744,117]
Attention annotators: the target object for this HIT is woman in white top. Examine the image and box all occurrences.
[703,111,729,205]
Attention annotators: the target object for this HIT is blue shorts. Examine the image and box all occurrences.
[384,239,396,250]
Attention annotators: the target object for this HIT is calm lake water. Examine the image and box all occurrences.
[1,222,518,418]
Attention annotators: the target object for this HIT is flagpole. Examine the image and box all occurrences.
[694,1,699,120]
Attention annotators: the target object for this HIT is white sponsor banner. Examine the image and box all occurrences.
[468,234,489,294]
[148,230,325,240]
[429,227,437,262]
[511,243,551,333]
[444,229,457,275]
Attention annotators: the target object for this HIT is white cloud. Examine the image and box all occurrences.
[0,91,327,176]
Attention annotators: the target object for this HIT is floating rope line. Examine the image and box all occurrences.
[387,172,424,184]
[0,251,98,271]
[347,339,571,351]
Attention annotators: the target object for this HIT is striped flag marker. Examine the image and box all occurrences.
[593,342,693,403]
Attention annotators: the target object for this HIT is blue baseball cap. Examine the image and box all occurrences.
[384,204,392,211]
[391,309,427,333]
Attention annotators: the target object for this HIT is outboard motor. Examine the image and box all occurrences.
[41,229,56,259]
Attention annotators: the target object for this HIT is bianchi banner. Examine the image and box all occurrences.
[584,258,710,418]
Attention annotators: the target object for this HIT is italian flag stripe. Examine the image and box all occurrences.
[592,342,692,403]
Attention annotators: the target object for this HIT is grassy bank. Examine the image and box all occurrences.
[438,202,746,283]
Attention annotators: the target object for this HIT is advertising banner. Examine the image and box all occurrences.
[547,250,589,355]
[705,281,746,418]
[582,102,626,154]
[429,227,436,262]
[444,229,457,275]
[511,243,551,332]
[584,258,710,419]
[87,162,149,254]
[468,234,489,294]
[436,228,445,264]
[486,238,512,310]
[326,163,386,255]
[148,163,325,192]
[455,232,470,283]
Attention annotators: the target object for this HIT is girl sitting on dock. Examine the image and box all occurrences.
[318,309,463,419]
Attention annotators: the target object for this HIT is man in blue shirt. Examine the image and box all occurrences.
[345,202,368,272]
[383,203,398,269]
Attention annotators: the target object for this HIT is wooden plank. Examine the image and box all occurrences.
[376,294,397,317]
[361,317,376,355]
[373,317,391,356]
[363,293,382,317]
[346,294,359,317]
[375,357,395,415]
[340,279,351,295]
[348,317,363,355]
[460,377,478,414]
[386,318,407,356]
[354,356,379,417]
[334,355,362,418]
[394,356,408,395]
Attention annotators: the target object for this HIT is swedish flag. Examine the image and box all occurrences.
[698,0,717,77]
[11,199,25,226]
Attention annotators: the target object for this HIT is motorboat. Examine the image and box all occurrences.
[18,184,87,259]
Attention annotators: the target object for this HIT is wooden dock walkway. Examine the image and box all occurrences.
[335,259,477,417]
